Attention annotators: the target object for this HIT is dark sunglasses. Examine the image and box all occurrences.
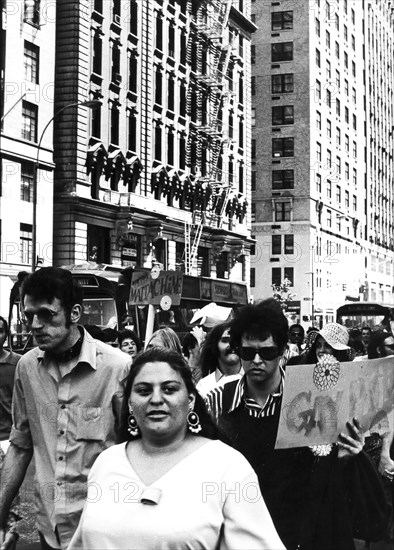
[237,346,280,361]
[23,308,58,325]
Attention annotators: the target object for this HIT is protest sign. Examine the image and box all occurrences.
[275,356,394,449]
[129,270,183,306]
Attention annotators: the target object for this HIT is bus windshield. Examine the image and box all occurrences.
[336,303,392,330]
[80,298,118,329]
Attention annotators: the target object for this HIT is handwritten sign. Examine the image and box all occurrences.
[129,270,183,306]
[275,356,394,449]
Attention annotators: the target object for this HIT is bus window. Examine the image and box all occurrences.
[80,298,118,329]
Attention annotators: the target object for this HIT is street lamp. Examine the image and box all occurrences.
[32,99,102,271]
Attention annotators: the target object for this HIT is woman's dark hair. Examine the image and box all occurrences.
[118,347,220,442]
[230,299,289,355]
[199,321,233,377]
[181,332,198,359]
[118,329,142,351]
[303,334,349,364]
[368,331,390,359]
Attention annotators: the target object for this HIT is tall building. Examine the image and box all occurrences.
[53,0,255,283]
[0,0,56,314]
[251,0,394,326]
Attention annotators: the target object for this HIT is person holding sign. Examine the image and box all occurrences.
[206,299,388,550]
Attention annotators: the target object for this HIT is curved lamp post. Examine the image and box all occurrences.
[32,99,102,271]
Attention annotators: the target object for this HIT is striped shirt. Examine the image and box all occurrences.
[205,368,285,422]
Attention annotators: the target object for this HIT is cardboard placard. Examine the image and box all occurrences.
[129,270,183,306]
[275,356,394,449]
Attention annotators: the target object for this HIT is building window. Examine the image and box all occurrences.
[251,76,256,95]
[155,68,162,105]
[353,195,357,210]
[129,0,138,35]
[345,106,349,123]
[327,209,332,227]
[272,137,294,158]
[345,162,349,179]
[179,134,186,169]
[271,11,293,30]
[316,173,321,192]
[325,30,330,49]
[91,104,101,139]
[353,141,357,158]
[272,267,281,287]
[344,51,348,69]
[316,48,321,67]
[129,55,138,93]
[351,61,356,77]
[154,123,162,160]
[20,223,32,264]
[315,79,321,101]
[251,170,256,191]
[272,169,294,189]
[272,235,281,255]
[128,111,137,152]
[351,34,355,50]
[167,129,174,166]
[327,149,331,167]
[316,110,321,130]
[353,168,357,186]
[272,105,294,125]
[335,13,339,30]
[344,24,348,42]
[352,114,357,130]
[156,13,163,50]
[251,202,256,222]
[284,235,294,255]
[21,101,38,142]
[327,119,332,137]
[336,215,341,232]
[271,42,293,62]
[113,0,120,19]
[335,98,340,116]
[111,45,121,84]
[284,267,294,286]
[317,142,321,162]
[275,201,291,221]
[168,74,175,112]
[327,179,332,198]
[24,0,40,25]
[335,69,340,89]
[24,41,39,83]
[336,127,341,146]
[94,0,103,12]
[168,25,175,58]
[250,268,255,288]
[326,89,331,106]
[271,74,294,94]
[326,60,331,80]
[352,87,356,103]
[110,105,119,145]
[251,45,256,64]
[93,32,102,75]
[335,41,339,59]
[336,185,341,203]
[345,190,349,207]
[315,17,320,36]
[345,79,349,96]
[21,163,34,202]
[351,8,355,24]
[336,156,341,174]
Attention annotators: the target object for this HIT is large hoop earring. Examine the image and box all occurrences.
[187,409,202,434]
[127,413,139,436]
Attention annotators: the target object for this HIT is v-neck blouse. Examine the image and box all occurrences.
[68,439,284,550]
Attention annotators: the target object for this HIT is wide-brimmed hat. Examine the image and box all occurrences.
[318,323,350,350]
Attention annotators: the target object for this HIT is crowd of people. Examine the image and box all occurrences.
[0,266,393,550]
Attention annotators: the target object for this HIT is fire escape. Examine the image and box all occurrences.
[184,0,234,275]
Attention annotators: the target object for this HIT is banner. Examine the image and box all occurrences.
[129,270,183,306]
[275,356,394,449]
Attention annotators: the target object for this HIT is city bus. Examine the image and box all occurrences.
[336,302,394,331]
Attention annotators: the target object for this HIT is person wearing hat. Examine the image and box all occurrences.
[295,322,351,364]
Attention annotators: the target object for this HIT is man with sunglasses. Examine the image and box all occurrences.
[0,267,130,550]
[206,299,387,550]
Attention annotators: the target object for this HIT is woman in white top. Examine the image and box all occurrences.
[68,347,284,550]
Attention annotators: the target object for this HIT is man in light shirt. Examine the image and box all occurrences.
[196,322,242,397]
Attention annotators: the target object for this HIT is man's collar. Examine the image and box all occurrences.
[38,327,97,371]
[228,368,285,414]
